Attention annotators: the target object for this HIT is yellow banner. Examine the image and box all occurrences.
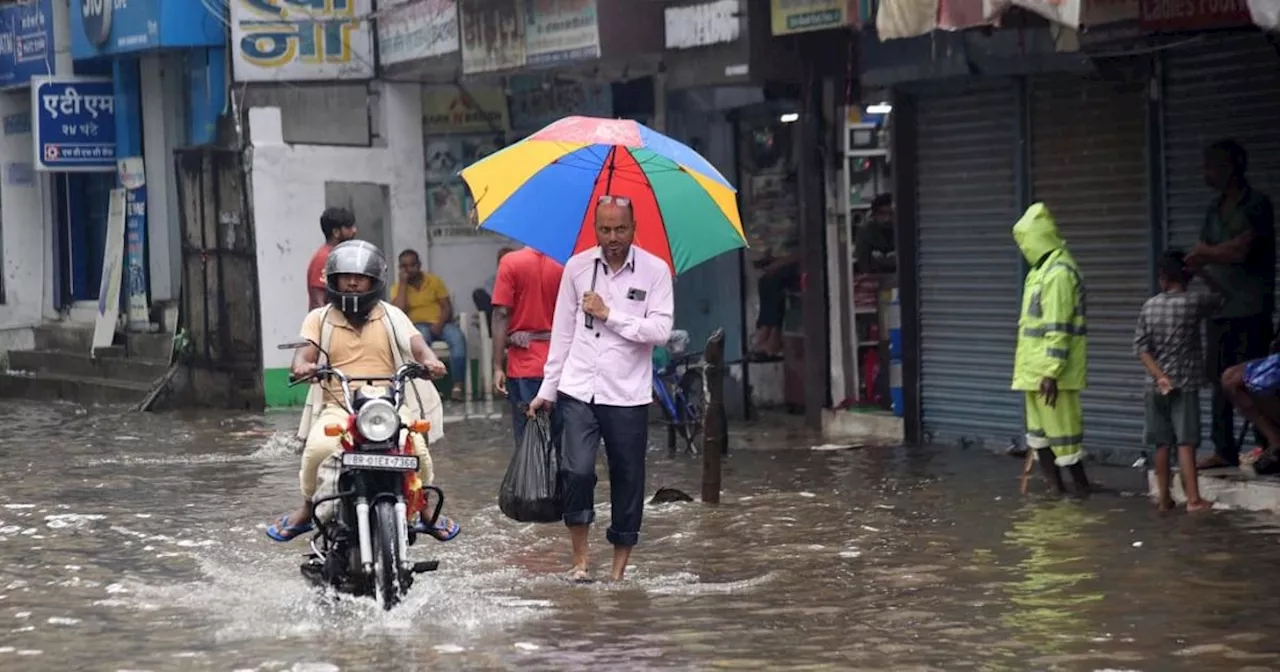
[770,0,852,35]
[422,86,511,135]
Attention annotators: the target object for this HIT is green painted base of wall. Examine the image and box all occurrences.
[264,368,310,407]
[263,361,485,408]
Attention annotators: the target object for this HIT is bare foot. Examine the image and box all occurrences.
[1158,497,1175,512]
[1186,499,1215,513]
[567,566,592,583]
[1197,455,1231,470]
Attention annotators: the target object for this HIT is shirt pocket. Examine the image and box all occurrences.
[611,286,650,320]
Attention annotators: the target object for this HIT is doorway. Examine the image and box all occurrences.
[56,172,116,308]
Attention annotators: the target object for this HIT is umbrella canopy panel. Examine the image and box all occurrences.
[464,118,744,274]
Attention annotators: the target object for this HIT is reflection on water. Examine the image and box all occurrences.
[1,400,1279,670]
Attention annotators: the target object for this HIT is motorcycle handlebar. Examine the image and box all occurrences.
[287,363,439,388]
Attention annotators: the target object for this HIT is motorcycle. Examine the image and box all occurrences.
[280,339,447,610]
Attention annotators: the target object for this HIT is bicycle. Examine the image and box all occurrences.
[652,330,707,457]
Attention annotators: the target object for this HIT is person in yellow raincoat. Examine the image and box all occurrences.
[1013,203,1092,496]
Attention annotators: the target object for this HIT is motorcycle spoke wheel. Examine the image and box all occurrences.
[373,500,402,611]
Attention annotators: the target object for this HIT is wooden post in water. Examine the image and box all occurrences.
[701,328,726,503]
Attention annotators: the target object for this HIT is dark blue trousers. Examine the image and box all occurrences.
[507,377,563,451]
[558,392,648,547]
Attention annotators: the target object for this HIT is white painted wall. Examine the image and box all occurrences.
[249,82,426,371]
[426,236,511,313]
[0,91,46,334]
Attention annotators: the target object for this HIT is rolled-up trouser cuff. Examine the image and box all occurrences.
[564,509,595,527]
[606,528,639,547]
[1053,449,1085,467]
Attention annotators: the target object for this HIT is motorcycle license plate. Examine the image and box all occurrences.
[341,452,419,472]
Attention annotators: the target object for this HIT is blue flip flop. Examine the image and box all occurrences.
[413,514,460,542]
[265,514,313,542]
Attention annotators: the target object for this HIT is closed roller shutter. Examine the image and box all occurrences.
[915,82,1023,449]
[1029,71,1150,459]
[1162,33,1280,452]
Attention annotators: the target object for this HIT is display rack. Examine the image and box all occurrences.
[838,118,891,405]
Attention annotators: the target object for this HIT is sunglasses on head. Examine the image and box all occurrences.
[597,195,632,207]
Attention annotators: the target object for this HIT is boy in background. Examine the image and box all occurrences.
[1134,250,1219,512]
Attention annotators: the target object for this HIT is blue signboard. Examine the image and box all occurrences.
[123,178,149,323]
[0,0,53,89]
[31,76,117,172]
[69,0,224,59]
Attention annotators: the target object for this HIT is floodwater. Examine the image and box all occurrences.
[2,402,1280,671]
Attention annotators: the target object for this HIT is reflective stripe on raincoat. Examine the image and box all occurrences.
[1012,203,1087,391]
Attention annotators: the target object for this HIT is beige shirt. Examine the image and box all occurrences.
[296,301,445,444]
[301,303,415,404]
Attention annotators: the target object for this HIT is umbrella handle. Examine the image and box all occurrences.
[585,260,600,329]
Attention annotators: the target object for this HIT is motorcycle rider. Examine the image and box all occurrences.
[266,240,461,543]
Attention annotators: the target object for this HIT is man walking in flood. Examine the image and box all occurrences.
[1013,203,1091,496]
[528,195,674,582]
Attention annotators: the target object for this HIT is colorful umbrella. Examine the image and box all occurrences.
[459,116,746,274]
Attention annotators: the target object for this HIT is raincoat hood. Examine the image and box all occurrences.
[1013,202,1065,265]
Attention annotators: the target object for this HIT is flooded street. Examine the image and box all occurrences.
[3,401,1280,671]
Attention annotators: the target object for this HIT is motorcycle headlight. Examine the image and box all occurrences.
[356,399,399,443]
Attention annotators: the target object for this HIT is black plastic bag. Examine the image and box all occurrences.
[498,413,563,523]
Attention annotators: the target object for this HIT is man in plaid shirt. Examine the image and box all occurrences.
[1134,250,1221,512]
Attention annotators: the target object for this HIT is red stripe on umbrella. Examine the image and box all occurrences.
[572,146,675,273]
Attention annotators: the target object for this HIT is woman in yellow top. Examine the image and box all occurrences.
[391,249,469,401]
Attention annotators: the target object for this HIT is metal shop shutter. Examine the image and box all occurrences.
[915,82,1023,450]
[1030,72,1150,459]
[1164,32,1280,257]
[1163,32,1280,452]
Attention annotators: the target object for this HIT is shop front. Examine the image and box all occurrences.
[68,0,227,329]
[660,0,813,417]
[421,82,513,307]
[873,20,1159,459]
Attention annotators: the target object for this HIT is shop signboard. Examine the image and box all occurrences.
[665,0,741,49]
[524,0,600,66]
[508,74,611,132]
[422,85,510,134]
[460,0,526,74]
[118,156,149,326]
[1139,0,1251,30]
[31,76,117,172]
[70,0,224,59]
[231,0,375,81]
[378,0,459,66]
[0,0,53,89]
[770,0,856,35]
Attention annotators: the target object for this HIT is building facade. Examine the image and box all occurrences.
[68,0,227,327]
[875,4,1280,462]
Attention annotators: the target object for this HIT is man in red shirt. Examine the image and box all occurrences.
[491,245,565,446]
[306,208,358,309]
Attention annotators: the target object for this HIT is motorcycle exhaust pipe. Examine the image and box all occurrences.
[355,497,374,571]
[394,498,410,570]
